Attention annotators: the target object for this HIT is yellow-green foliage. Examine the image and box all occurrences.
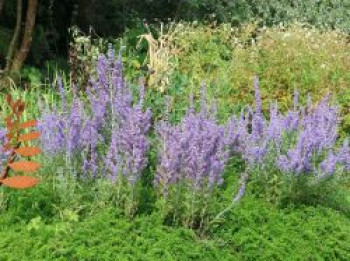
[151,22,349,134]
[230,23,350,109]
[137,23,180,93]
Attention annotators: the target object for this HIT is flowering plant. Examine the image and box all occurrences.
[224,76,350,204]
[155,84,230,228]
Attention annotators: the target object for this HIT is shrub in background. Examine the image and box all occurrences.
[62,21,350,137]
[184,0,350,33]
[151,22,349,137]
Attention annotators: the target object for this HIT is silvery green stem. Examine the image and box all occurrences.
[208,172,248,227]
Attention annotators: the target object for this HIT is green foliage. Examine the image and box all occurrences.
[185,0,350,33]
[143,22,349,134]
[169,22,349,105]
[54,21,350,137]
[211,196,350,260]
[2,0,350,76]
[0,208,234,260]
[21,66,43,87]
[0,16,350,259]
[0,188,349,260]
[248,164,345,209]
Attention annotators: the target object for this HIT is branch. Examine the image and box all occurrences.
[208,172,249,227]
[5,0,22,72]
[0,0,5,18]
[10,0,38,72]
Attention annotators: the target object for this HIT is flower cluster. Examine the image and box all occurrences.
[278,94,340,176]
[34,45,349,215]
[225,75,350,179]
[38,80,88,162]
[38,45,152,184]
[104,81,152,185]
[155,84,229,197]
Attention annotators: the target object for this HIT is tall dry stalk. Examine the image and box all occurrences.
[137,22,183,93]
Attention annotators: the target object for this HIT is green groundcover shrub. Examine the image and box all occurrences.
[0,197,349,260]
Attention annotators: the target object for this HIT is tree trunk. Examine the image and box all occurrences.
[5,0,22,71]
[0,0,5,18]
[10,0,38,73]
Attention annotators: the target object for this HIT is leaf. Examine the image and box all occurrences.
[5,114,13,124]
[18,131,41,142]
[12,100,21,111]
[19,119,37,130]
[8,161,41,173]
[27,216,43,231]
[5,133,14,140]
[14,147,42,157]
[0,176,39,189]
[3,143,13,151]
[6,121,14,130]
[17,102,25,113]
[6,94,12,106]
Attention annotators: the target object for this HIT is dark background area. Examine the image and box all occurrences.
[0,0,349,73]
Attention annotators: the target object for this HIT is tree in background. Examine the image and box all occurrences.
[0,0,5,17]
[0,0,38,88]
[9,0,38,73]
[0,0,349,90]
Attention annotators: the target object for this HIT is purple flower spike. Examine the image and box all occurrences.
[253,75,262,115]
[155,84,229,196]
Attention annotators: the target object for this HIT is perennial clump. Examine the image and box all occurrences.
[154,84,231,227]
[36,46,152,218]
[155,84,229,196]
[27,46,350,220]
[224,75,350,193]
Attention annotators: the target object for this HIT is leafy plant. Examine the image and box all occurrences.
[224,76,350,205]
[21,66,43,87]
[184,0,350,33]
[158,21,349,136]
[154,84,230,229]
[0,94,41,189]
